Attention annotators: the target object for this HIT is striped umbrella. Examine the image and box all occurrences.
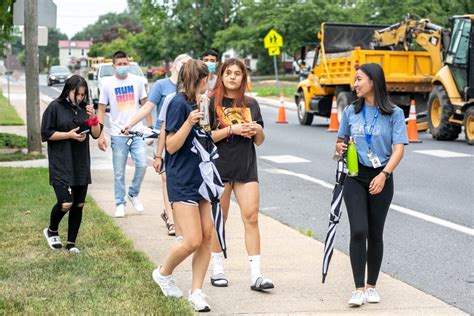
[191,127,227,258]
[322,141,348,283]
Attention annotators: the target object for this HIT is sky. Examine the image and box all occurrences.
[53,0,128,39]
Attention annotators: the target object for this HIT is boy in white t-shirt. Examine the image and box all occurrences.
[97,50,151,218]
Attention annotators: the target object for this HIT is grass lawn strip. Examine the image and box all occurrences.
[0,90,23,126]
[0,167,192,315]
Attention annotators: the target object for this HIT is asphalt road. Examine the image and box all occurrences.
[38,76,474,313]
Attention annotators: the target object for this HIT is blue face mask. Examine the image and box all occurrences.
[115,66,129,77]
[205,62,216,74]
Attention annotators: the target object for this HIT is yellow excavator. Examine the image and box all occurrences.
[426,15,474,144]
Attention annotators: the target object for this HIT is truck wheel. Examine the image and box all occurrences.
[464,107,474,145]
[427,85,461,140]
[336,91,353,123]
[297,92,313,125]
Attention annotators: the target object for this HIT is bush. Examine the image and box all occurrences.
[0,133,28,149]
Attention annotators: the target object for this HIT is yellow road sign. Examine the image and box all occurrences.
[264,29,283,48]
[268,46,280,56]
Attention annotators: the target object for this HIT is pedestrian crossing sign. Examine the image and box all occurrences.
[268,46,280,56]
[264,29,283,49]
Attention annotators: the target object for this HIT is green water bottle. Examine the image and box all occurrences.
[346,137,359,177]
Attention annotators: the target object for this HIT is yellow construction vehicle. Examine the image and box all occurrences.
[427,15,474,144]
[296,17,447,131]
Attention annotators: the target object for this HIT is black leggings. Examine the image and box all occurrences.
[343,164,394,288]
[49,184,88,244]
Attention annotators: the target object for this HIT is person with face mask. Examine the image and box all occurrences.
[202,49,219,92]
[41,75,103,253]
[122,54,191,236]
[96,51,150,218]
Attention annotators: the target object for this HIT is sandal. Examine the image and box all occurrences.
[250,276,274,291]
[43,228,62,250]
[167,223,176,236]
[210,273,228,287]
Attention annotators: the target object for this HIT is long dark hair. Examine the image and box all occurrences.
[181,59,209,102]
[354,63,394,115]
[57,75,89,107]
[210,58,249,109]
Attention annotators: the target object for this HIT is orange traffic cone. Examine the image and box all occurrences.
[276,94,288,123]
[327,96,339,132]
[407,99,422,143]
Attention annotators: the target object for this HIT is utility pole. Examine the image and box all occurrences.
[24,0,42,154]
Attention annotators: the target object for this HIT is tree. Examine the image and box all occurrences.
[0,0,15,57]
[71,12,141,42]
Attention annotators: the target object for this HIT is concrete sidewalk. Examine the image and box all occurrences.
[0,77,466,315]
[88,161,465,315]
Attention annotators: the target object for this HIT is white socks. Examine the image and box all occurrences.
[249,255,262,284]
[212,253,263,284]
[211,252,224,275]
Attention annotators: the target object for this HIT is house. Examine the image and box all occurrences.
[58,40,92,67]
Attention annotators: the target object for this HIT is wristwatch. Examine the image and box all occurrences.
[381,170,391,179]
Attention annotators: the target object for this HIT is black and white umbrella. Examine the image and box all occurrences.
[322,138,349,283]
[127,126,161,139]
[191,127,227,258]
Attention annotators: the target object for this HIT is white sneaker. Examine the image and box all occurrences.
[348,290,366,306]
[127,194,144,212]
[188,289,211,312]
[152,266,183,298]
[365,288,380,303]
[114,204,125,218]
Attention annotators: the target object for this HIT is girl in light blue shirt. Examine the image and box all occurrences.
[335,63,408,307]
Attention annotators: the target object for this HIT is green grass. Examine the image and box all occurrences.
[0,90,23,125]
[251,81,298,98]
[298,228,315,238]
[0,133,28,149]
[0,168,193,315]
[0,150,46,162]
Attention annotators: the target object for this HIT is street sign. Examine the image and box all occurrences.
[264,29,283,49]
[268,47,280,56]
[13,0,57,28]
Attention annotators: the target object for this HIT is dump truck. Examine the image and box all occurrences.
[296,18,447,130]
[427,15,474,144]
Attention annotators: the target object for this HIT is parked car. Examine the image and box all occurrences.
[47,65,72,86]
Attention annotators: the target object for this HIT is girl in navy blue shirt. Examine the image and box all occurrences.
[336,63,408,306]
[151,59,213,312]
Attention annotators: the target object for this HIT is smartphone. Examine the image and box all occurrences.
[79,129,90,135]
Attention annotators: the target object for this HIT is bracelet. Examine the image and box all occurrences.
[153,154,162,160]
[85,116,99,127]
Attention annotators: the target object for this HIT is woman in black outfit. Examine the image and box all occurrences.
[41,75,102,253]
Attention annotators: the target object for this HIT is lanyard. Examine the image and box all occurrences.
[362,104,379,151]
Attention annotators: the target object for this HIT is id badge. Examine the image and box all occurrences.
[126,138,133,146]
[369,156,382,168]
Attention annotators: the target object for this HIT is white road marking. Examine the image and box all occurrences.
[261,167,474,236]
[260,155,311,163]
[389,204,474,236]
[414,150,473,158]
[262,168,333,189]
